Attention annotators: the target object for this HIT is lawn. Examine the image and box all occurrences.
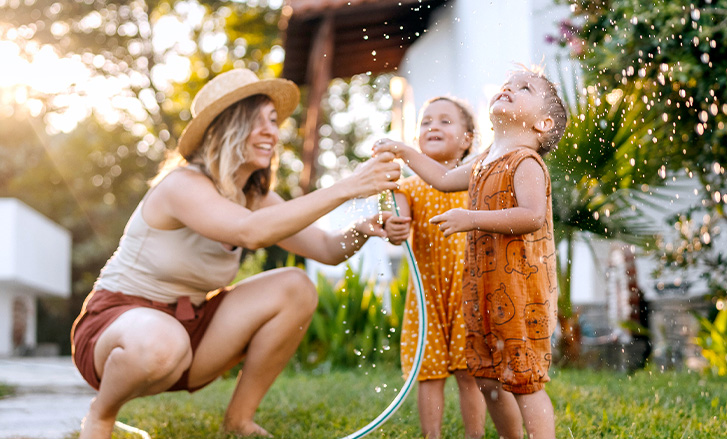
[105,365,727,439]
[0,383,12,399]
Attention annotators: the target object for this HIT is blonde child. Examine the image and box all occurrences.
[384,96,487,439]
[375,67,567,439]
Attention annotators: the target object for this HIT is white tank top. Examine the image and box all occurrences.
[94,168,243,305]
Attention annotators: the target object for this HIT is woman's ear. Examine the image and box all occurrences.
[534,116,555,134]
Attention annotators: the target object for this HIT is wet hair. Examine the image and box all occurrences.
[153,94,275,208]
[516,66,568,156]
[420,95,478,160]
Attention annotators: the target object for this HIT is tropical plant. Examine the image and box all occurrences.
[546,68,679,362]
[295,261,407,370]
[694,307,727,376]
[557,0,727,302]
[557,0,727,197]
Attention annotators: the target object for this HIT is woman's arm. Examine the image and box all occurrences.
[430,158,547,236]
[373,139,471,192]
[275,202,394,265]
[152,154,400,250]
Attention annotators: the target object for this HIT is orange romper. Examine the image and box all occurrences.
[398,176,469,381]
[463,148,558,394]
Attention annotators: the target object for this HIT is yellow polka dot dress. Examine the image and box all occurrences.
[398,176,469,381]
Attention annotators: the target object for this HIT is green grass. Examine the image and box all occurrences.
[0,383,12,398]
[106,365,727,439]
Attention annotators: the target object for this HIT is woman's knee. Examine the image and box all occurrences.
[123,330,192,378]
[278,267,318,313]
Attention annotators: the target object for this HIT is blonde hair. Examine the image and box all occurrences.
[153,94,275,208]
[516,65,567,156]
[419,95,479,160]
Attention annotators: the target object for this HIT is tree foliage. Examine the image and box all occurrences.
[546,67,674,322]
[0,0,287,352]
[559,0,726,193]
[556,0,727,297]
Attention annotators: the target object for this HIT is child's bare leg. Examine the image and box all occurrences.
[476,378,523,439]
[453,370,486,439]
[514,389,555,439]
[417,378,446,438]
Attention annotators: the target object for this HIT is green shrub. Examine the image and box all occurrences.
[695,308,727,376]
[295,261,407,370]
[231,249,269,284]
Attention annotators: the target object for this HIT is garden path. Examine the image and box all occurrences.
[0,357,94,439]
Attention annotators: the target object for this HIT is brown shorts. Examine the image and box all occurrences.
[71,288,229,393]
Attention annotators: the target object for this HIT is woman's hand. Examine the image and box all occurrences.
[384,215,411,245]
[429,208,475,237]
[341,153,401,198]
[354,211,393,239]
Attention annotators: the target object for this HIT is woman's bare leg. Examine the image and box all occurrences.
[188,267,318,437]
[454,371,486,439]
[476,378,523,439]
[80,309,194,439]
[418,378,446,438]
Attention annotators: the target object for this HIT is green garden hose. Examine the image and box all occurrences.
[340,190,427,438]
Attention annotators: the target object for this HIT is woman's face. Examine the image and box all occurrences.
[243,100,279,171]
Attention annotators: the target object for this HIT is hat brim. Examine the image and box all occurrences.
[177,78,300,158]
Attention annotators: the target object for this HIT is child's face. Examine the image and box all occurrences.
[489,72,550,126]
[418,99,471,163]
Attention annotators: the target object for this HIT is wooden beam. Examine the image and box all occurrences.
[299,14,334,193]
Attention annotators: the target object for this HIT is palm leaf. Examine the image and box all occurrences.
[548,78,671,245]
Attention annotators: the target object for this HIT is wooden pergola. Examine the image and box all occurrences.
[280,0,448,192]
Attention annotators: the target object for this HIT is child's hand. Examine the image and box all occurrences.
[373,138,412,160]
[429,208,474,237]
[384,215,411,245]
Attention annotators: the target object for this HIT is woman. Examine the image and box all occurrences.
[71,68,401,438]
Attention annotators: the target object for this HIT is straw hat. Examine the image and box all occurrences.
[177,68,300,158]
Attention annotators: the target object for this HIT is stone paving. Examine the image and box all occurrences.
[0,357,95,439]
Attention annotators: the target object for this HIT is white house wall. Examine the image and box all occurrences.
[567,237,611,304]
[401,0,572,134]
[0,198,72,298]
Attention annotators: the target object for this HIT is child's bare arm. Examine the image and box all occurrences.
[373,138,471,192]
[430,158,547,236]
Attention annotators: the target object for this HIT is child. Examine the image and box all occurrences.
[375,66,567,439]
[384,96,487,439]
